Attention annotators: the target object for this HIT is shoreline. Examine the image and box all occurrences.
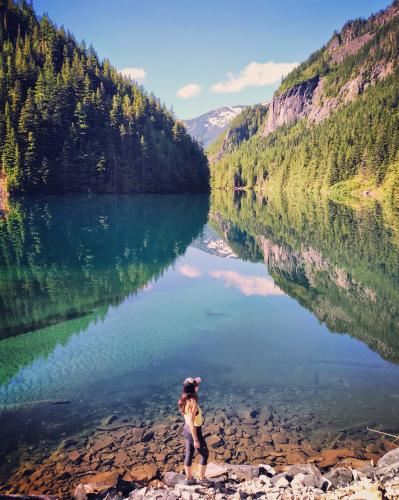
[1,404,397,499]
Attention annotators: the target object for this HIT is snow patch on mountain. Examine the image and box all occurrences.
[184,105,246,147]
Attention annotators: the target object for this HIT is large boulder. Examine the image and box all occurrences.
[377,447,399,468]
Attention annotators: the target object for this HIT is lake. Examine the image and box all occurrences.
[1,191,399,483]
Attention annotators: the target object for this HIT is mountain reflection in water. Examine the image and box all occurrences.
[210,190,399,364]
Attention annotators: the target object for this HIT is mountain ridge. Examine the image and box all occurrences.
[209,0,399,205]
[184,105,245,147]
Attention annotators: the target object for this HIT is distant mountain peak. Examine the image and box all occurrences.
[184,105,246,147]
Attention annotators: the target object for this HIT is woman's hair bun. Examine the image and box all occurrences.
[183,381,197,394]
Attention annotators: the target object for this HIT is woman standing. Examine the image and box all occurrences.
[178,377,209,485]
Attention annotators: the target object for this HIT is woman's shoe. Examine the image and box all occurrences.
[184,478,196,485]
[197,478,212,487]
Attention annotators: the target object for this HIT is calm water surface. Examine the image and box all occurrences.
[1,192,399,475]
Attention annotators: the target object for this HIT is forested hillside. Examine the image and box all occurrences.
[0,0,209,194]
[208,103,268,162]
[210,1,399,205]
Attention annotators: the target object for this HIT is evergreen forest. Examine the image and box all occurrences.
[0,0,209,194]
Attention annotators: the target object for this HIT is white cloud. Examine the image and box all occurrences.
[120,67,146,83]
[179,265,202,279]
[176,83,202,99]
[209,270,284,297]
[210,61,299,93]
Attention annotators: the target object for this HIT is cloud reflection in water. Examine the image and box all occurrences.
[209,270,284,297]
[179,265,202,278]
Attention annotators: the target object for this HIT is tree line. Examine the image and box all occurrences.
[0,0,209,194]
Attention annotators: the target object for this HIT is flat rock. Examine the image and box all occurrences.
[285,451,307,464]
[80,470,120,494]
[338,457,370,469]
[207,435,223,448]
[90,435,114,453]
[124,463,159,482]
[142,431,154,443]
[322,448,357,460]
[213,415,225,425]
[366,443,382,454]
[58,438,77,450]
[364,452,381,462]
[238,410,258,424]
[101,415,118,427]
[318,448,357,468]
[271,432,288,445]
[55,470,71,481]
[227,464,259,480]
[197,462,230,479]
[129,428,145,443]
[68,451,82,464]
[259,407,273,424]
[114,450,130,466]
[275,476,289,488]
[285,463,321,478]
[205,424,222,435]
[163,471,186,486]
[259,464,276,477]
[291,472,320,490]
[300,443,321,458]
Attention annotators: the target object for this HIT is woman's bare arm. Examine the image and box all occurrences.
[188,401,200,448]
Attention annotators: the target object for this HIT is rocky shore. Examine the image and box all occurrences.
[1,404,398,499]
[2,449,399,499]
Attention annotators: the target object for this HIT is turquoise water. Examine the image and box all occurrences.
[1,193,399,474]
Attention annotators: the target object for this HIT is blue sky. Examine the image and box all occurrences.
[33,0,390,119]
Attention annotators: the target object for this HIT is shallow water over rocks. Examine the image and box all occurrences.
[1,193,399,494]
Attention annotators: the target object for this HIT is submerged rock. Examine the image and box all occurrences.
[123,463,159,483]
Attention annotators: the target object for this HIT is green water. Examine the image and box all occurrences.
[1,192,399,476]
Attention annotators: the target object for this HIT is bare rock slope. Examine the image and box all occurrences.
[262,2,399,137]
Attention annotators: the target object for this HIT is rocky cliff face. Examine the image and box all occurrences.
[262,77,319,136]
[262,2,399,137]
[258,235,376,301]
[263,61,395,136]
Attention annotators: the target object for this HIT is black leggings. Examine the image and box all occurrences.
[183,424,209,466]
